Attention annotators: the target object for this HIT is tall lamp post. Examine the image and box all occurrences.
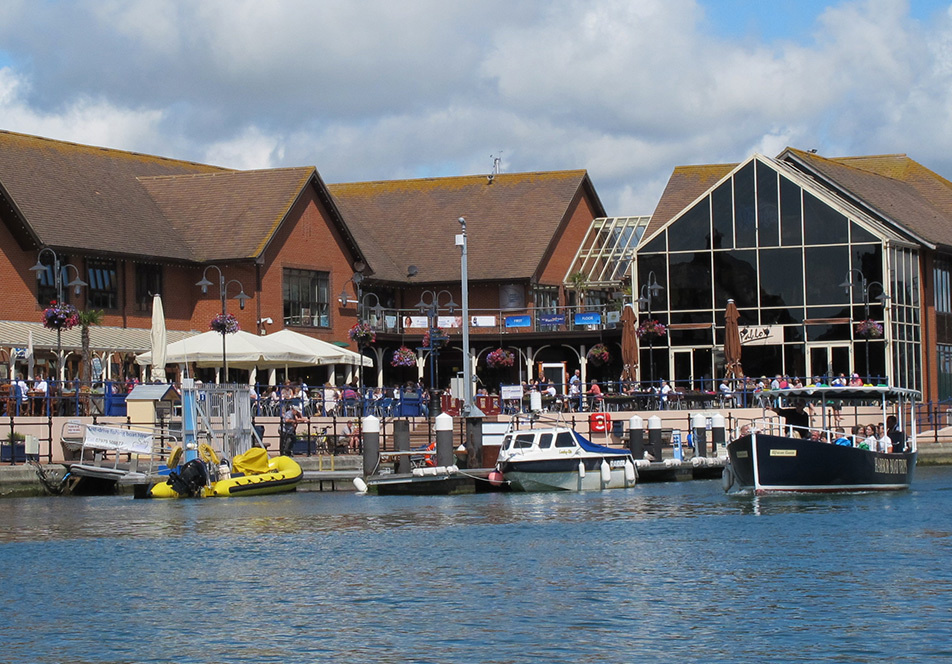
[456,217,484,417]
[840,269,889,382]
[339,279,384,411]
[416,289,457,411]
[636,271,664,388]
[30,248,87,380]
[196,265,251,383]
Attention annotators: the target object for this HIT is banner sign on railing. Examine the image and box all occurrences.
[501,384,524,400]
[470,315,497,327]
[574,312,602,325]
[83,425,153,455]
[505,315,532,328]
[539,314,566,326]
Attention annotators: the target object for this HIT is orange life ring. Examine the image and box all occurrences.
[424,441,436,467]
[589,412,611,433]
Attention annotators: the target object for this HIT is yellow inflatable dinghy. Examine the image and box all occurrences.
[150,447,303,498]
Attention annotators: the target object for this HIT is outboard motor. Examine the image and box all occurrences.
[167,459,209,497]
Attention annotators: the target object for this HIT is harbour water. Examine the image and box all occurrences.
[2,468,952,663]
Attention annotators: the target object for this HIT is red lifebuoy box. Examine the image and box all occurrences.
[589,412,611,433]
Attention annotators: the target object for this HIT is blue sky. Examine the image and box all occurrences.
[0,0,951,215]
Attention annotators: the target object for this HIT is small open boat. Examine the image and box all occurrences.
[724,385,918,494]
[495,414,637,492]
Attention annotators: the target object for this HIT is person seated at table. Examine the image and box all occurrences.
[719,380,732,396]
[32,373,49,415]
[588,381,603,410]
[659,380,673,408]
[567,381,580,411]
[831,373,847,387]
[545,383,557,398]
[280,379,295,401]
[848,372,864,387]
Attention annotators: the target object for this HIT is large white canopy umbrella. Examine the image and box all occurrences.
[135,330,316,370]
[150,294,167,382]
[266,329,372,367]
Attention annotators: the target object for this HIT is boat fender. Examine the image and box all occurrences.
[488,470,504,486]
[423,466,437,476]
[664,458,679,468]
[412,467,424,477]
[166,446,183,469]
[635,459,651,469]
[624,459,636,484]
[448,465,458,474]
[577,460,586,478]
[353,477,368,493]
[721,466,734,492]
[691,456,704,467]
[600,459,611,484]
[198,443,220,466]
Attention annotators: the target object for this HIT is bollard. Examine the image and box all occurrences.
[693,412,707,458]
[362,415,380,476]
[393,419,411,474]
[648,415,662,462]
[435,412,454,467]
[628,415,644,460]
[711,413,726,455]
[465,416,483,469]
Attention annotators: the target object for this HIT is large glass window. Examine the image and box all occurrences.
[756,161,779,247]
[135,263,163,312]
[86,259,118,310]
[733,162,756,248]
[935,256,952,314]
[803,192,848,245]
[283,268,329,328]
[713,250,758,309]
[668,199,710,252]
[759,248,803,308]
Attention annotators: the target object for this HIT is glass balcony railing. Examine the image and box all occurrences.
[363,304,626,335]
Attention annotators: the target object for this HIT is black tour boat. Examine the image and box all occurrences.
[723,386,918,494]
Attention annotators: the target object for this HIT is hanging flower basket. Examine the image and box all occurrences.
[348,322,376,345]
[391,346,417,367]
[42,301,79,331]
[422,327,447,350]
[587,343,610,366]
[486,348,515,368]
[636,319,667,339]
[210,313,239,334]
[855,319,883,338]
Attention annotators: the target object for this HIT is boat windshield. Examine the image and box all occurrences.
[512,433,535,449]
[555,431,576,448]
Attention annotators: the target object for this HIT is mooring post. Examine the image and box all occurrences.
[435,412,454,467]
[711,413,726,455]
[464,416,483,469]
[362,415,380,476]
[393,419,411,474]
[693,412,707,458]
[628,414,644,460]
[648,415,662,462]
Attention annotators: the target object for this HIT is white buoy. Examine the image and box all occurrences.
[624,459,636,483]
[578,460,586,478]
[600,459,611,484]
[352,477,368,493]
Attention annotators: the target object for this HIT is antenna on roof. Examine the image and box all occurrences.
[488,152,502,183]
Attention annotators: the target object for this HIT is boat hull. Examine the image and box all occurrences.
[725,433,916,494]
[149,455,302,498]
[499,456,635,492]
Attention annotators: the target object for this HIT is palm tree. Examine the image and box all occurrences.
[568,270,588,306]
[78,309,104,383]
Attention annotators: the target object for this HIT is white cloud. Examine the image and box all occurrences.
[1,0,952,216]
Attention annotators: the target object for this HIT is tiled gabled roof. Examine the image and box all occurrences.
[781,148,952,248]
[139,167,317,261]
[327,170,603,283]
[0,130,358,264]
[0,130,226,260]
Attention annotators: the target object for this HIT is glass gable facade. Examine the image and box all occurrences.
[635,156,921,390]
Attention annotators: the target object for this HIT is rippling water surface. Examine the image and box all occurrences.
[2,468,952,663]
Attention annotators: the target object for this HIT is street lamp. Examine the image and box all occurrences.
[30,248,87,380]
[416,289,457,412]
[840,268,889,382]
[456,216,483,417]
[338,278,384,411]
[196,265,251,383]
[636,271,664,389]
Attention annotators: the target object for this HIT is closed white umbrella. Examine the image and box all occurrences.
[150,294,168,382]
